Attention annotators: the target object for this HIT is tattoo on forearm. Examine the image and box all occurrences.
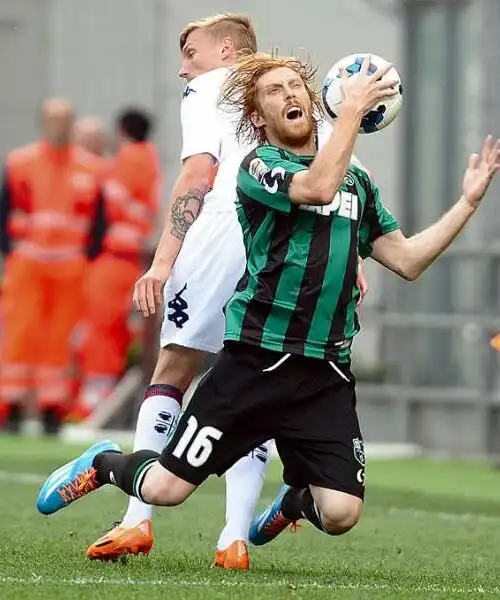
[170,188,205,241]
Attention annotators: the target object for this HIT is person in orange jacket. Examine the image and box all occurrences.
[0,98,107,434]
[68,117,111,410]
[76,108,161,417]
[74,117,108,159]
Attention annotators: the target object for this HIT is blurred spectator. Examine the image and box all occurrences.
[0,98,106,434]
[74,117,108,158]
[75,107,161,417]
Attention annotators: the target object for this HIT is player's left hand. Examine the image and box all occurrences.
[357,257,368,306]
[133,265,167,317]
[462,135,500,209]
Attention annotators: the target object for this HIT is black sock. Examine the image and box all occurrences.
[282,487,327,533]
[93,450,159,500]
[281,487,306,521]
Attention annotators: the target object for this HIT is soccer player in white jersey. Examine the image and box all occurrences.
[85,14,265,569]
[86,13,368,568]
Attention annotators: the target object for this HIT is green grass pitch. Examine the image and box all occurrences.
[1,435,500,599]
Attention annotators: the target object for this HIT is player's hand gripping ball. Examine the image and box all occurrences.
[322,53,403,134]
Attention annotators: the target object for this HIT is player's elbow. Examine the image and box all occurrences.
[181,154,216,192]
[397,254,422,281]
[292,185,336,206]
[314,187,337,205]
[290,172,338,206]
[376,236,422,281]
[305,172,345,205]
[181,170,212,194]
[401,268,420,282]
[303,178,338,205]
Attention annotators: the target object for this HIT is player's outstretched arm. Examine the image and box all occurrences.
[371,135,500,281]
[132,153,214,317]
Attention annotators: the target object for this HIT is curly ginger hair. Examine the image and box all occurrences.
[220,52,323,145]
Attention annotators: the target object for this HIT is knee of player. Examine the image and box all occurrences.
[140,465,192,507]
[318,494,363,535]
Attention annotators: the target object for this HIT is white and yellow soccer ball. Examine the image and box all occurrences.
[322,53,403,134]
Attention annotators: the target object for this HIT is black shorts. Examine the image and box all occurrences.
[160,342,365,499]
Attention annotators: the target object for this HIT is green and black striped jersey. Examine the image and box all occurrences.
[224,145,399,362]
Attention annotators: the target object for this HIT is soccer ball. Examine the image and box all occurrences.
[322,53,403,134]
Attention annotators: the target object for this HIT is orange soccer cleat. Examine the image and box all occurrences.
[86,519,153,561]
[213,540,250,570]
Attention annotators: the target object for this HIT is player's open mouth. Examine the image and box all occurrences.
[285,106,303,120]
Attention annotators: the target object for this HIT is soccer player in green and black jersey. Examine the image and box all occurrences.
[226,146,398,364]
[37,52,500,553]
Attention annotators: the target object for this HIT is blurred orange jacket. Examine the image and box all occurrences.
[103,142,161,257]
[76,142,161,415]
[0,141,106,414]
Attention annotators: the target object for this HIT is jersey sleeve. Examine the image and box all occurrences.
[236,146,308,214]
[179,73,223,163]
[358,172,400,259]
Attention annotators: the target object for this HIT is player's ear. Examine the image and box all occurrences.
[251,110,265,129]
[221,37,233,60]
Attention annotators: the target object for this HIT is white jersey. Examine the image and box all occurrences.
[180,67,252,213]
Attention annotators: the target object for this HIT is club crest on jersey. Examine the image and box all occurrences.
[249,157,270,184]
[343,172,355,187]
[353,437,365,466]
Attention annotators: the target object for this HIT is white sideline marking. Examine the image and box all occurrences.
[4,470,500,525]
[0,576,499,594]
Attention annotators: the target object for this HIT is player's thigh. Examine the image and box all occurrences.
[159,343,277,486]
[277,363,365,500]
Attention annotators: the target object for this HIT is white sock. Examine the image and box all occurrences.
[121,384,182,527]
[217,440,271,550]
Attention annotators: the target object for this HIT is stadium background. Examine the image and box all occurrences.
[2,3,500,599]
[1,0,500,455]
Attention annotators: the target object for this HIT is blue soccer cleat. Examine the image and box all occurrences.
[36,440,121,516]
[249,484,297,546]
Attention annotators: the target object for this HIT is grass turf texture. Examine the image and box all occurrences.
[0,435,500,599]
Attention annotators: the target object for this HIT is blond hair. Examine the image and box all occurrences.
[220,52,322,145]
[179,13,257,54]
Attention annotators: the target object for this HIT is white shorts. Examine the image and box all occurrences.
[160,210,246,353]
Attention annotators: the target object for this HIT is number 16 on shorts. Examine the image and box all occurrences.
[171,415,223,468]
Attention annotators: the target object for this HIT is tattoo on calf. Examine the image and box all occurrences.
[170,188,205,241]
